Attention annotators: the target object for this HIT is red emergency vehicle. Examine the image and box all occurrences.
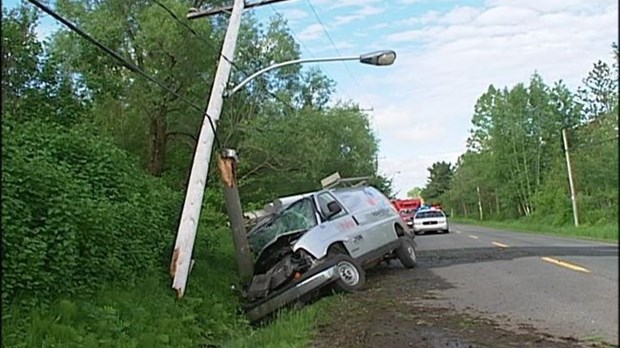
[391,198,422,229]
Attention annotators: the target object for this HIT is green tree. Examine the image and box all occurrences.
[577,44,618,120]
[441,43,617,225]
[407,187,422,198]
[1,5,42,116]
[236,104,382,203]
[421,161,453,203]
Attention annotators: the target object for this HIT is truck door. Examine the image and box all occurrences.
[315,192,370,259]
[330,190,389,256]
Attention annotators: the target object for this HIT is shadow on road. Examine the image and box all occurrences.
[417,245,618,269]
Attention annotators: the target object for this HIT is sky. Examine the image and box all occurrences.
[6,0,619,198]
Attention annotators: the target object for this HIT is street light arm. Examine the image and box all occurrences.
[227,56,358,97]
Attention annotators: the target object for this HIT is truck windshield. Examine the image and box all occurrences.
[248,198,317,253]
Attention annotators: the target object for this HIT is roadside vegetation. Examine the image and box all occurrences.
[2,2,383,346]
[413,43,619,242]
[451,218,617,242]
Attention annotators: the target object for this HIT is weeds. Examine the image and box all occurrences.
[452,218,618,242]
[2,233,326,347]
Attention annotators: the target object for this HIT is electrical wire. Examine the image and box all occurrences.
[151,0,297,112]
[573,135,619,149]
[268,4,316,59]
[267,3,356,104]
[26,0,223,148]
[304,0,374,109]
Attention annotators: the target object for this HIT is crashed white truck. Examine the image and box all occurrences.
[241,181,418,322]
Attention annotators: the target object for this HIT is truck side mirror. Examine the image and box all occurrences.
[325,201,342,220]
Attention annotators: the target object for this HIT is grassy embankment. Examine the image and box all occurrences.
[452,217,618,243]
[2,234,331,348]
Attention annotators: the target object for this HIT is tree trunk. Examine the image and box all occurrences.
[495,189,500,215]
[148,113,167,176]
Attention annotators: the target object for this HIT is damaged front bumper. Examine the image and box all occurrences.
[243,256,344,322]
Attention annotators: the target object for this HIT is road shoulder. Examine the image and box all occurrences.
[310,262,612,348]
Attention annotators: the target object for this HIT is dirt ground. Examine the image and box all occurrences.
[309,256,614,348]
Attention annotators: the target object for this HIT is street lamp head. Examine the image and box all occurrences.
[359,50,397,66]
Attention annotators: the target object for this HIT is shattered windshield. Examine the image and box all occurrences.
[248,198,318,254]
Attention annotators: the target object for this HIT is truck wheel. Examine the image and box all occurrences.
[396,237,418,268]
[328,246,365,292]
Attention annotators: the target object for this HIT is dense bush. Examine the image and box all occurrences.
[1,117,184,306]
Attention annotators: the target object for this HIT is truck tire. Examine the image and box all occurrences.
[396,237,418,268]
[327,245,365,292]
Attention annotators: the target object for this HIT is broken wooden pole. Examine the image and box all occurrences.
[218,148,254,286]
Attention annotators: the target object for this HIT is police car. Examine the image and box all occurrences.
[411,206,449,235]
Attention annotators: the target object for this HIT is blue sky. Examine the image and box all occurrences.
[6,0,619,197]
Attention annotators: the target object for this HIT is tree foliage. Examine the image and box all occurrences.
[406,187,423,198]
[1,1,388,309]
[236,104,380,203]
[1,117,191,305]
[431,43,618,225]
[421,161,453,203]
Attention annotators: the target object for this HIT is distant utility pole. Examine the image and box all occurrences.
[170,0,289,298]
[562,128,580,227]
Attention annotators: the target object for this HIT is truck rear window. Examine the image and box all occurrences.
[415,211,445,219]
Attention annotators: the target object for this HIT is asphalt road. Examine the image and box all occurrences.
[413,223,619,345]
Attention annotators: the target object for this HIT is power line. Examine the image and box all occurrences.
[303,0,374,109]
[574,135,619,149]
[268,4,316,59]
[27,0,222,148]
[152,0,297,112]
[268,4,355,104]
[152,0,235,67]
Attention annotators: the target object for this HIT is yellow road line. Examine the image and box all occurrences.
[492,241,509,248]
[468,235,479,239]
[541,257,591,273]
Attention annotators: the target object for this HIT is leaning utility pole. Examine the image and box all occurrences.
[562,128,580,227]
[170,0,292,299]
[169,0,246,299]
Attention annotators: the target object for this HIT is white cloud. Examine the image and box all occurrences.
[365,0,618,196]
[279,8,308,21]
[310,0,381,9]
[379,151,462,196]
[371,23,390,29]
[334,14,362,26]
[298,23,324,41]
[357,5,385,16]
[398,10,440,26]
[266,0,618,198]
[331,5,386,26]
[475,6,539,26]
[484,0,610,14]
[440,6,481,25]
[309,40,356,54]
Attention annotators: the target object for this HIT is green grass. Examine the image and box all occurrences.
[452,217,618,242]
[1,234,327,348]
[222,298,332,348]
